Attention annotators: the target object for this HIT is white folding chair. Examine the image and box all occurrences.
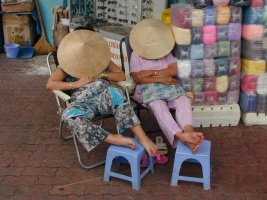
[46,51,131,169]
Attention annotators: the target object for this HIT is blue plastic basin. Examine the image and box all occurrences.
[4,43,20,58]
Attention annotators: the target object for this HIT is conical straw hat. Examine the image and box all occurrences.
[57,30,110,78]
[129,18,175,59]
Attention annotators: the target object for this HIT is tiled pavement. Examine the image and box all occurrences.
[0,53,267,200]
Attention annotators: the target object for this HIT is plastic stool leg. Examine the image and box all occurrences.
[129,157,141,190]
[170,157,183,186]
[202,160,211,190]
[103,153,115,182]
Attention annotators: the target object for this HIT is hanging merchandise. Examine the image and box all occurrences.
[68,0,97,30]
[68,0,167,28]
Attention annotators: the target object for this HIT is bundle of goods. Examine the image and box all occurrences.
[170,3,243,106]
[235,0,267,125]
[239,0,267,115]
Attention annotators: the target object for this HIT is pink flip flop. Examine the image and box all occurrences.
[152,152,168,165]
[140,153,156,168]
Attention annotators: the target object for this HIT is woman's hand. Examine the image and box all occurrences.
[131,70,153,83]
[160,77,179,85]
[75,76,96,88]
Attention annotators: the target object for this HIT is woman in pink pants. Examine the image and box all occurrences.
[129,19,204,153]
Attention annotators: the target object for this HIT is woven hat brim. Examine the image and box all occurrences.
[129,19,175,59]
[57,30,110,78]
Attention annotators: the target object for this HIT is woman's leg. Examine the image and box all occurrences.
[104,133,136,149]
[63,85,139,153]
[148,100,182,148]
[64,116,137,152]
[114,103,158,155]
[169,96,194,129]
[168,96,204,153]
[130,125,158,155]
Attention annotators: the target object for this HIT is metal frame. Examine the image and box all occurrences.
[46,52,106,169]
[119,37,148,119]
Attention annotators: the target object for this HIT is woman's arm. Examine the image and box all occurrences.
[46,68,95,91]
[131,62,178,84]
[46,68,69,90]
[46,61,125,91]
[96,60,126,82]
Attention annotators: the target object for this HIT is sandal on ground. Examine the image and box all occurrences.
[155,136,168,155]
[151,152,168,165]
[140,153,156,168]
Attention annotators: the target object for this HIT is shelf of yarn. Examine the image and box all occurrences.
[239,2,267,126]
[240,72,267,126]
[171,4,242,102]
[169,3,242,127]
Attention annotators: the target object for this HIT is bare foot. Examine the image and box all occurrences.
[136,136,158,156]
[104,133,136,150]
[129,125,158,155]
[185,142,200,154]
[179,132,204,154]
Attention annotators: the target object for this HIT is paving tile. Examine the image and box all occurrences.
[0,53,267,199]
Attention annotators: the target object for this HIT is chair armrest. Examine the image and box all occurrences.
[117,77,136,94]
[52,90,71,101]
[117,80,131,88]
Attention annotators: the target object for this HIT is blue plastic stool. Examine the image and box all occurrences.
[103,137,154,190]
[170,140,211,190]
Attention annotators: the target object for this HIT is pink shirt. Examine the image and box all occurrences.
[130,52,177,103]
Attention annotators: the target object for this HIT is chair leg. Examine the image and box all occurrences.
[72,132,105,169]
[59,118,73,140]
[99,119,104,127]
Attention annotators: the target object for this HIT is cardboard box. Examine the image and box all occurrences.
[2,14,36,46]
[1,1,35,12]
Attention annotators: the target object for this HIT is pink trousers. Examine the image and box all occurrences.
[147,96,193,148]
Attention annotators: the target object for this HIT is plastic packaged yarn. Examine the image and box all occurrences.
[213,0,230,7]
[169,3,243,106]
[243,7,264,25]
[193,0,213,9]
[172,31,241,60]
[239,73,267,112]
[249,0,265,8]
[241,59,266,75]
[176,57,241,106]
[171,3,192,29]
[241,25,264,41]
[170,4,242,57]
[239,90,267,113]
[239,90,258,112]
[229,0,250,7]
[191,0,250,8]
[238,0,267,114]
[241,39,265,61]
